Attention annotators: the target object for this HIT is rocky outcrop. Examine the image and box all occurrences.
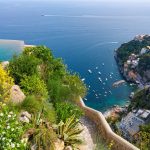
[19,111,31,123]
[10,85,26,103]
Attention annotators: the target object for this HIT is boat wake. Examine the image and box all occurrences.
[41,14,118,18]
[88,41,118,49]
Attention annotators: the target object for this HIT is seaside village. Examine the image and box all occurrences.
[106,35,150,144]
[123,46,150,84]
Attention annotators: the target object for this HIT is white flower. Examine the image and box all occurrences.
[11,143,15,148]
[2,131,5,134]
[16,143,20,147]
[0,113,3,116]
[7,126,10,129]
[2,137,5,141]
[8,114,11,118]
[11,128,14,131]
[9,111,13,115]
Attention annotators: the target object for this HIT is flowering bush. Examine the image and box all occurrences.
[0,102,27,150]
[0,64,14,102]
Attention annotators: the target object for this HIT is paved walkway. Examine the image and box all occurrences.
[78,116,108,150]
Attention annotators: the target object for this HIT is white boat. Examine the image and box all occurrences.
[84,98,87,101]
[88,69,92,73]
[98,72,101,75]
[81,78,85,81]
[105,78,108,81]
[102,63,105,66]
[98,77,102,82]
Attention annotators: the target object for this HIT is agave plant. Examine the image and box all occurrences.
[24,111,57,150]
[54,115,83,149]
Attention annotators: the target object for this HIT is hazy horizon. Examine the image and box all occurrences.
[1,0,150,17]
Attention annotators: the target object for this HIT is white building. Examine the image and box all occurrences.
[119,109,150,141]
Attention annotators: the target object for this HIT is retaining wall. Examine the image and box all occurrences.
[76,97,140,150]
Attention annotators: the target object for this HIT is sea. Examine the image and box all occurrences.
[0,0,150,112]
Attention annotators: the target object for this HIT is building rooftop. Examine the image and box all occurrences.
[119,109,150,139]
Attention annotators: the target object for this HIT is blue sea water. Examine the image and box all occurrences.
[0,40,24,61]
[0,0,150,112]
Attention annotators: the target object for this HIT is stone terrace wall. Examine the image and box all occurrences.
[76,97,140,150]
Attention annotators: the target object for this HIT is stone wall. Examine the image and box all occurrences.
[76,97,139,150]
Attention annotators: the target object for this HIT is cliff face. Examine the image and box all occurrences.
[116,35,150,84]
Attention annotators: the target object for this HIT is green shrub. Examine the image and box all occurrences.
[55,101,83,122]
[47,78,71,102]
[9,54,40,84]
[15,95,56,123]
[47,74,87,102]
[20,75,48,100]
[136,124,150,150]
[42,101,56,123]
[23,46,53,62]
[18,95,42,114]
[0,102,27,150]
[63,74,87,99]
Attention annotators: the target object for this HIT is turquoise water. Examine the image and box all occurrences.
[0,40,24,61]
[0,1,149,112]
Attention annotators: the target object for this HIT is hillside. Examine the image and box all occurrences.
[0,46,88,150]
[128,87,150,110]
[116,34,150,83]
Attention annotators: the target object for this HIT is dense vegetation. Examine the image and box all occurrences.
[138,53,150,75]
[128,87,150,110]
[116,36,150,65]
[135,124,150,150]
[0,46,87,150]
[0,64,14,102]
